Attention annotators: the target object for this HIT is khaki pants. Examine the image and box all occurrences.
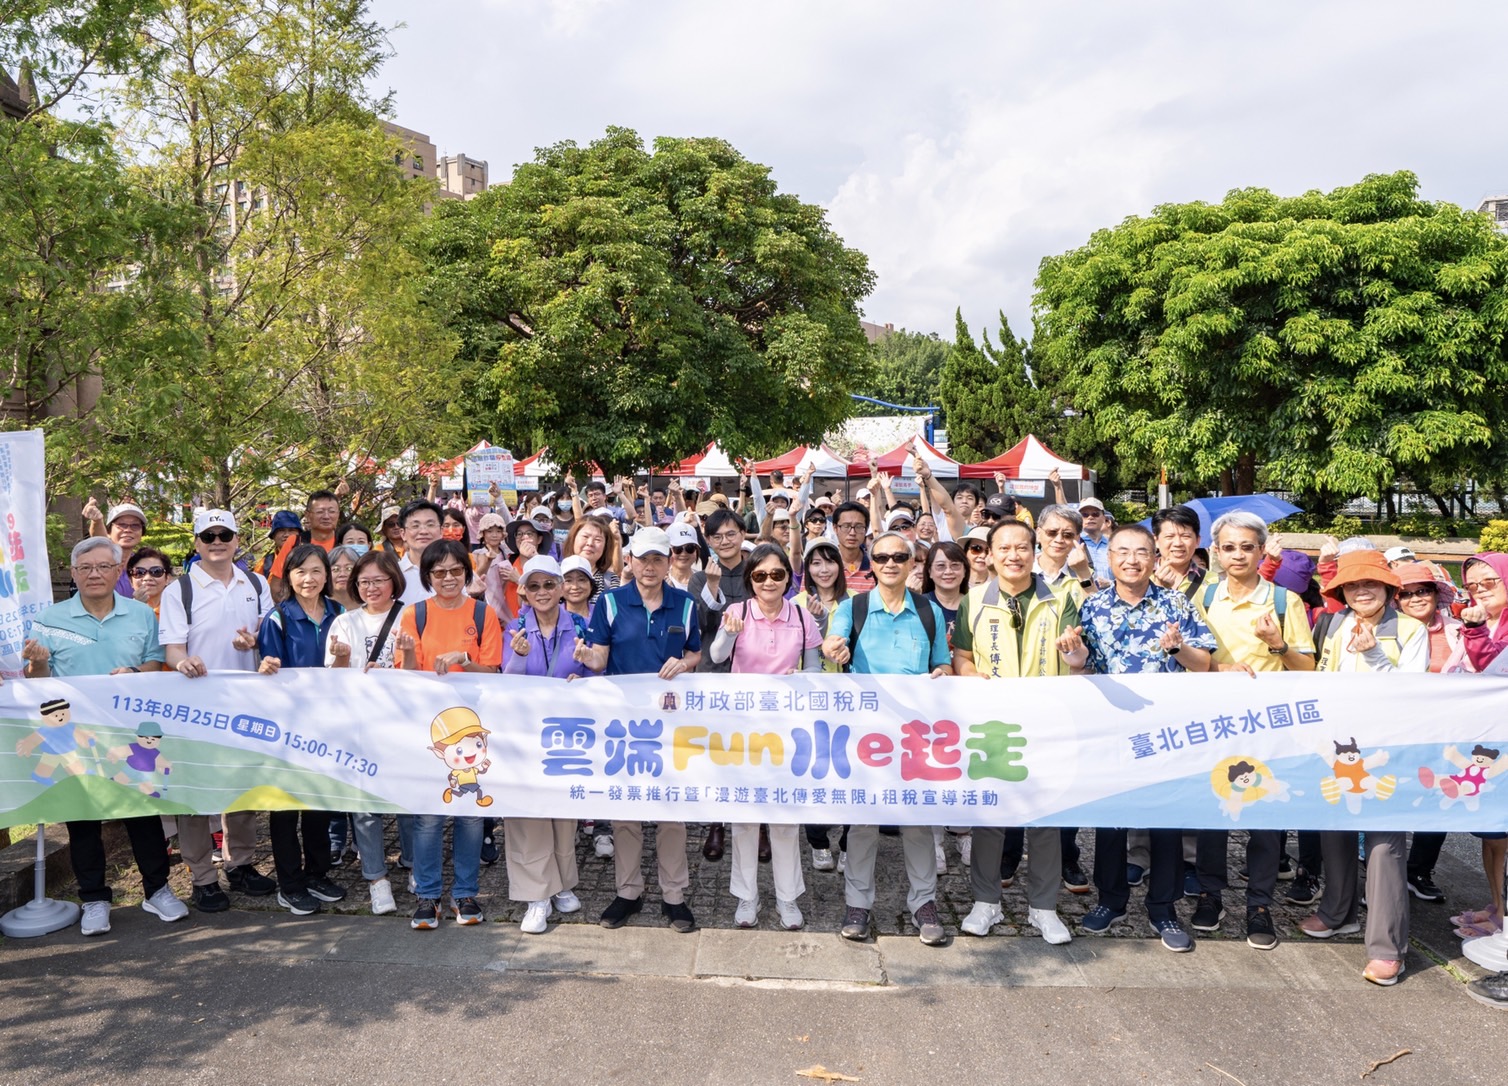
[177,812,258,886]
[611,821,689,905]
[504,818,579,902]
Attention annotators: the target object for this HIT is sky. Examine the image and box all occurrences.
[367,0,1507,342]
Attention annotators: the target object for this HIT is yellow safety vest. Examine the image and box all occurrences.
[965,575,1073,678]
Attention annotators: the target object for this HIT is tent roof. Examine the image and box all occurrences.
[753,444,852,478]
[662,442,739,477]
[960,435,1092,480]
[851,436,960,478]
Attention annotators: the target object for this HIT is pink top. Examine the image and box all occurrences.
[727,598,822,675]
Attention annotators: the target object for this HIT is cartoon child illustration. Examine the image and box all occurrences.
[1318,737,1396,814]
[107,721,172,797]
[14,698,98,785]
[1418,744,1504,810]
[429,706,493,807]
[1210,756,1291,821]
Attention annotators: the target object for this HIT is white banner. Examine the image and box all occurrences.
[2,670,1506,832]
[0,430,53,680]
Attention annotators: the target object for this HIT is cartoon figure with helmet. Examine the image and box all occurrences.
[429,706,493,807]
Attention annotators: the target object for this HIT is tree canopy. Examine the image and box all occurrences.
[1034,171,1508,502]
[850,328,947,419]
[937,309,1057,464]
[423,127,875,475]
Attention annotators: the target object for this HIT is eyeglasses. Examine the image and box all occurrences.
[1396,587,1437,600]
[357,578,392,589]
[835,522,866,534]
[198,529,234,544]
[1081,508,1105,517]
[750,569,789,584]
[1464,577,1503,593]
[870,552,911,565]
[523,579,560,592]
[129,566,168,579]
[1216,542,1260,554]
[74,563,118,576]
[966,543,988,555]
[671,545,699,556]
[1110,548,1153,560]
[430,567,467,581]
[1041,529,1077,540]
[709,530,742,544]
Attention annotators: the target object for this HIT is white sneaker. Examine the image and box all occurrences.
[521,900,552,934]
[776,899,804,930]
[1029,907,1072,945]
[734,898,759,928]
[553,890,581,914]
[406,873,417,895]
[958,833,973,867]
[836,851,847,874]
[368,878,397,916]
[935,842,948,874]
[594,835,615,859]
[142,885,189,922]
[80,900,111,936]
[961,901,1003,936]
[811,847,836,872]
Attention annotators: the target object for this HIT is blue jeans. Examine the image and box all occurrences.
[412,815,482,901]
[350,813,389,882]
[397,814,416,868]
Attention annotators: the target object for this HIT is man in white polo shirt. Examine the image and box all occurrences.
[159,508,277,911]
[395,499,443,604]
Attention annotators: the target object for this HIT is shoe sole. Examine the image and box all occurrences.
[228,882,276,898]
[308,890,346,903]
[1284,895,1320,906]
[1407,884,1444,902]
[193,896,230,914]
[1191,911,1226,932]
[841,928,871,941]
[278,898,319,916]
[599,907,642,929]
[919,931,948,946]
[410,918,440,930]
[1300,923,1361,939]
[1247,935,1278,950]
[554,901,582,915]
[1465,985,1508,1009]
[1081,914,1127,935]
[1161,938,1194,952]
[1063,882,1091,894]
[142,900,187,923]
[1363,962,1405,987]
[454,914,484,926]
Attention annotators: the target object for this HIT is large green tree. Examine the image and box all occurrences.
[850,329,947,419]
[1035,171,1508,503]
[937,309,1056,463]
[423,127,875,474]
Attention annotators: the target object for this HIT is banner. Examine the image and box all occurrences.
[3,671,1506,832]
[1001,479,1046,499]
[0,430,53,680]
[465,448,516,508]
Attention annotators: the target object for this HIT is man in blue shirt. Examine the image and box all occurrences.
[1067,523,1215,952]
[17,537,187,937]
[1077,496,1112,588]
[823,531,953,946]
[579,526,702,933]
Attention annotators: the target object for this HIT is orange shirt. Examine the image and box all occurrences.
[269,530,336,578]
[398,599,503,671]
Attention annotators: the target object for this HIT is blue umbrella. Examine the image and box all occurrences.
[1138,494,1302,547]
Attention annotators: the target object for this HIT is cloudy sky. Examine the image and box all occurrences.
[368,0,1505,341]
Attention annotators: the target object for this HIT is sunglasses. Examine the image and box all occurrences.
[129,566,169,578]
[1005,594,1024,630]
[1465,577,1502,593]
[430,567,468,581]
[524,579,560,592]
[966,543,988,555]
[870,552,911,565]
[750,569,789,584]
[1216,542,1259,554]
[1041,529,1077,540]
[1396,587,1436,600]
[198,529,234,544]
[671,544,700,556]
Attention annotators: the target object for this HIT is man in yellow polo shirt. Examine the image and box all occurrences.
[1192,510,1315,951]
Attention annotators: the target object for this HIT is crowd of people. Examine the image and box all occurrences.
[9,455,1508,1003]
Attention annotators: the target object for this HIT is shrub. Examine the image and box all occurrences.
[1479,520,1508,553]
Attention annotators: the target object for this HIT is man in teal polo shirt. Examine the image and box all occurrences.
[823,530,953,946]
[18,536,188,936]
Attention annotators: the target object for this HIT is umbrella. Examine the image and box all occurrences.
[1139,494,1302,547]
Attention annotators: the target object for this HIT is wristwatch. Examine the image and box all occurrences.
[1267,641,1288,656]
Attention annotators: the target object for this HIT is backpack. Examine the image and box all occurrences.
[1202,581,1288,623]
[847,589,938,671]
[414,599,490,652]
[179,568,268,626]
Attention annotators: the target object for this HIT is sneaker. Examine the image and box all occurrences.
[80,900,112,936]
[734,898,759,928]
[961,901,1004,936]
[453,897,484,925]
[593,834,614,859]
[1246,906,1278,951]
[1363,958,1404,986]
[1191,892,1225,932]
[811,847,836,872]
[521,900,551,934]
[1284,873,1321,906]
[1152,917,1193,952]
[958,834,972,867]
[1465,970,1508,1009]
[210,830,225,864]
[1277,855,1295,880]
[841,906,871,941]
[329,849,345,868]
[914,900,947,946]
[1407,872,1444,902]
[142,885,189,922]
[1062,863,1090,893]
[836,850,847,874]
[277,889,322,916]
[1028,907,1072,945]
[411,898,441,930]
[191,884,230,913]
[599,896,642,929]
[368,878,397,916]
[934,841,948,875]
[480,835,500,866]
[553,890,581,914]
[1126,863,1146,888]
[1299,913,1360,938]
[776,899,804,931]
[306,876,348,903]
[225,864,276,896]
[1081,905,1126,934]
[662,901,697,934]
[1183,867,1200,898]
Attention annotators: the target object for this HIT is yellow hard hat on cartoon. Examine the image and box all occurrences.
[430,707,489,747]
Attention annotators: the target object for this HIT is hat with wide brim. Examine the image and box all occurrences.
[1321,550,1400,601]
[507,518,545,553]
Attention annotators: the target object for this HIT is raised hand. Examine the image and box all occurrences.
[82,497,104,525]
[329,634,352,666]
[1158,621,1184,653]
[232,626,257,652]
[821,634,851,667]
[721,611,745,636]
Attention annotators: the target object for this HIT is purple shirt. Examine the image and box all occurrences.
[502,603,593,679]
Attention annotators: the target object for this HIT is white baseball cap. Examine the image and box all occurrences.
[628,526,671,558]
[856,487,871,500]
[521,555,562,581]
[560,555,594,579]
[883,508,915,531]
[771,508,791,523]
[528,505,554,525]
[193,508,239,536]
[105,502,147,529]
[666,522,699,548]
[1384,545,1416,564]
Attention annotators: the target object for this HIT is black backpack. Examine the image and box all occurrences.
[846,589,938,671]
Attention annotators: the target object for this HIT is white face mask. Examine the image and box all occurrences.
[557,500,572,512]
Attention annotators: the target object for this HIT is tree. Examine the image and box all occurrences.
[850,329,947,419]
[937,309,1055,463]
[1035,171,1508,501]
[422,127,875,474]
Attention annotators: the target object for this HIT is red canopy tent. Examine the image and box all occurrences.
[661,442,738,477]
[849,436,961,478]
[959,435,1095,481]
[753,444,853,478]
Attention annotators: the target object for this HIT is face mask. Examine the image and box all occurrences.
[347,544,370,558]
[557,500,573,512]
[442,525,465,541]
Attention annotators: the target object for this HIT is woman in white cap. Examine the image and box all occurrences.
[83,497,148,598]
[501,554,591,932]
[665,520,705,592]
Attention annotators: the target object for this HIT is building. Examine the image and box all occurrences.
[382,121,439,186]
[859,320,895,343]
[0,62,34,121]
[438,152,488,199]
[1478,196,1508,232]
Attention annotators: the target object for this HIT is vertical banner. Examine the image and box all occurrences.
[466,448,517,508]
[0,430,53,679]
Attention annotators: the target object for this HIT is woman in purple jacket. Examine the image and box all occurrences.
[502,555,591,933]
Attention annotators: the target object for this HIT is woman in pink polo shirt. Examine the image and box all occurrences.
[708,543,824,930]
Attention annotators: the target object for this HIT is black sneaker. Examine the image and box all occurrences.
[225,864,276,896]
[306,876,348,903]
[453,897,484,925]
[277,889,321,916]
[662,901,697,934]
[1407,872,1444,902]
[1062,863,1091,893]
[1000,862,1019,889]
[410,898,440,930]
[841,906,872,941]
[1277,855,1295,880]
[1246,906,1277,951]
[599,895,643,929]
[192,884,231,913]
[480,834,500,866]
[1190,892,1225,932]
[1466,971,1508,1009]
[1284,872,1321,907]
